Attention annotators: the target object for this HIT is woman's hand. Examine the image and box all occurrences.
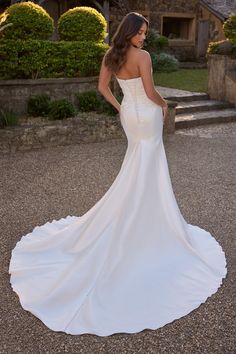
[162,103,168,123]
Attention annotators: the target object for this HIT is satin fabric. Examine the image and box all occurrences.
[9,77,227,336]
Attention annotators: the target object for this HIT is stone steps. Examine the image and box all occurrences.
[157,85,236,129]
[175,108,236,129]
[176,100,234,114]
[161,89,209,102]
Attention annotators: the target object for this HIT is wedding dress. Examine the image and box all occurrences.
[9,77,227,336]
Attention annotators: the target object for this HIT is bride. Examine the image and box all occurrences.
[9,12,227,337]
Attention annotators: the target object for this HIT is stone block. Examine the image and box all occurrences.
[225,70,236,106]
[164,100,177,134]
[208,54,236,105]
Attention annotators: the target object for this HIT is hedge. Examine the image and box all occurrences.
[0,39,108,79]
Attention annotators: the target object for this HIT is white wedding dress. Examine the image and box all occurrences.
[9,77,227,336]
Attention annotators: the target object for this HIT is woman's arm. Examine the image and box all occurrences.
[138,50,168,120]
[98,54,121,113]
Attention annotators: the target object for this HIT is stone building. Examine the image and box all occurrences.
[1,0,236,60]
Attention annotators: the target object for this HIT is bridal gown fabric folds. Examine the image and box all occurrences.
[9,77,227,336]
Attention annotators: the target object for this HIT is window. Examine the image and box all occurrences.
[162,15,195,42]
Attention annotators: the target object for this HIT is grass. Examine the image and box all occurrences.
[0,110,18,127]
[153,69,208,92]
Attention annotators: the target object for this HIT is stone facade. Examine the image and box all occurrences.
[110,0,199,60]
[207,54,236,105]
[110,0,234,60]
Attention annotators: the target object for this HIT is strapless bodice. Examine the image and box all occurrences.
[116,76,163,141]
[116,77,150,104]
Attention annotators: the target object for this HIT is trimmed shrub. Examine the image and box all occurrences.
[76,90,99,112]
[97,94,122,116]
[207,39,233,55]
[0,1,54,40]
[0,39,108,79]
[48,99,76,120]
[27,94,51,117]
[75,90,122,115]
[0,22,13,40]
[223,13,236,45]
[143,28,168,53]
[207,41,220,54]
[151,52,179,72]
[58,6,107,42]
[97,98,117,116]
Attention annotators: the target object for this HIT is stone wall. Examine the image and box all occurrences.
[207,54,236,105]
[225,71,236,106]
[0,104,177,154]
[0,77,98,116]
[0,113,126,154]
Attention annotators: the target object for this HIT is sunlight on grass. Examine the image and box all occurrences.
[153,69,208,92]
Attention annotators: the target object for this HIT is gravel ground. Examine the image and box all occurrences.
[0,122,235,354]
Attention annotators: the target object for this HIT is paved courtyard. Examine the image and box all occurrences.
[0,122,235,354]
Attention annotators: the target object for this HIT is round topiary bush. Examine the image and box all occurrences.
[0,1,54,40]
[58,6,107,42]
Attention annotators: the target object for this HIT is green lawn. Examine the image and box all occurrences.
[153,69,208,92]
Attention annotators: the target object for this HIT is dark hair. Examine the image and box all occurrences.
[104,12,149,74]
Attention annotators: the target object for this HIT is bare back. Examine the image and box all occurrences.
[98,45,167,111]
[116,47,141,80]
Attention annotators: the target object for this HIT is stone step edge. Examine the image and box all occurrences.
[176,102,234,114]
[175,111,236,129]
[165,93,209,102]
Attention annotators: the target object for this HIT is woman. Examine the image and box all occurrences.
[98,12,168,119]
[9,12,227,337]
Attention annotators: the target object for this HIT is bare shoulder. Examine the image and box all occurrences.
[136,49,151,62]
[139,49,150,56]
